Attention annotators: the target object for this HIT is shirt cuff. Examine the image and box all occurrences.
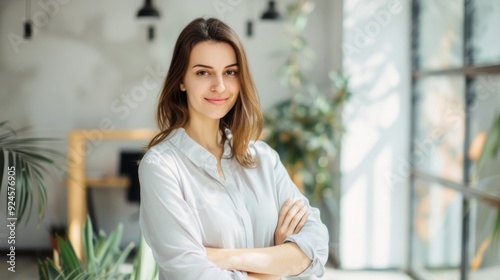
[284,234,327,277]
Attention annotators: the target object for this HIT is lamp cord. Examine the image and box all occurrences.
[26,0,31,21]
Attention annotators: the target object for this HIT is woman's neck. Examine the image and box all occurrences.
[184,120,223,157]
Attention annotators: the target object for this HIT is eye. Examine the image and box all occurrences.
[196,70,210,76]
[226,69,239,76]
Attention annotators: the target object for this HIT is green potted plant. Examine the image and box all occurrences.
[263,0,351,202]
[0,121,65,223]
[264,73,350,201]
[38,216,158,280]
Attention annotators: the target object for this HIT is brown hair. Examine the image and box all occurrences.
[148,17,263,168]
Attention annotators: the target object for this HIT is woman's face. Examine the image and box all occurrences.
[181,41,240,123]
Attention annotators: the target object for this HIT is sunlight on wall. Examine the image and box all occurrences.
[341,0,410,269]
[372,146,393,267]
[340,175,368,267]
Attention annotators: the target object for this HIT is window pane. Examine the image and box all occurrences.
[414,76,465,182]
[411,180,462,278]
[419,0,464,70]
[468,73,500,279]
[469,199,500,279]
[468,75,500,194]
[471,0,500,65]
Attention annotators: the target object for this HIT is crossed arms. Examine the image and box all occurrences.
[206,199,311,279]
[139,145,329,280]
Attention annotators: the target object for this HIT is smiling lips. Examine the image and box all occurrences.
[205,97,229,105]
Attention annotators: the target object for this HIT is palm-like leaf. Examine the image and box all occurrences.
[129,235,159,280]
[39,258,64,280]
[38,216,157,280]
[0,122,65,223]
[58,235,84,279]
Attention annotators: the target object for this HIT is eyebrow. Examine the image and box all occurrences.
[192,63,238,69]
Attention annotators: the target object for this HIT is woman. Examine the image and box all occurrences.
[139,17,329,280]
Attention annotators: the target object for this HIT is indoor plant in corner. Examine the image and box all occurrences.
[0,121,65,223]
[262,0,350,267]
[263,0,351,202]
[38,216,158,280]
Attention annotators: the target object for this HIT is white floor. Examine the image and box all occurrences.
[322,269,412,280]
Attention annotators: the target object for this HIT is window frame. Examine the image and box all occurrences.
[409,0,500,279]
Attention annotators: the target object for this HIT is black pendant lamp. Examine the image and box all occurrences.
[261,0,281,20]
[137,0,160,18]
[24,0,33,39]
[137,0,160,41]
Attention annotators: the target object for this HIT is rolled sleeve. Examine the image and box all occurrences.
[269,147,330,278]
[139,151,247,280]
[284,216,329,277]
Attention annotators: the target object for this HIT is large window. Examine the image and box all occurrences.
[409,1,500,279]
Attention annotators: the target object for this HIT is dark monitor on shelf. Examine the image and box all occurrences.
[119,150,144,203]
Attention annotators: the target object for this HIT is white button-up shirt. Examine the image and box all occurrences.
[139,128,329,280]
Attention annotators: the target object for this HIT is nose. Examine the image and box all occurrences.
[211,75,225,93]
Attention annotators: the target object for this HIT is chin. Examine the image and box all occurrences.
[208,112,231,120]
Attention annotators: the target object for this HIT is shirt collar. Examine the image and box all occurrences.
[167,128,232,166]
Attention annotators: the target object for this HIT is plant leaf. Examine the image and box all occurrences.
[14,153,25,221]
[107,242,135,277]
[100,224,123,268]
[58,235,84,279]
[33,168,48,220]
[0,150,4,194]
[130,235,158,280]
[38,259,48,280]
[25,160,36,221]
[0,126,64,223]
[493,209,500,244]
[477,114,500,175]
[38,258,64,280]
[84,216,97,274]
[19,157,33,224]
[12,149,57,166]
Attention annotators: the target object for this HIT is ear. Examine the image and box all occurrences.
[180,83,186,92]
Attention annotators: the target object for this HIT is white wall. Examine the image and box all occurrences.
[0,0,331,249]
[340,0,411,269]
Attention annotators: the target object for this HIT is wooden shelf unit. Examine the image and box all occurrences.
[86,176,130,188]
[67,129,156,260]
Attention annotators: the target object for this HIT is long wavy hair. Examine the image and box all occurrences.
[147,17,263,168]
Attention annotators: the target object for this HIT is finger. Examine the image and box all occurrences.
[288,204,308,233]
[281,203,307,238]
[282,199,305,228]
[277,198,292,227]
[293,209,310,234]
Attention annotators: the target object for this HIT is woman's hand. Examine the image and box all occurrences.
[274,198,309,245]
